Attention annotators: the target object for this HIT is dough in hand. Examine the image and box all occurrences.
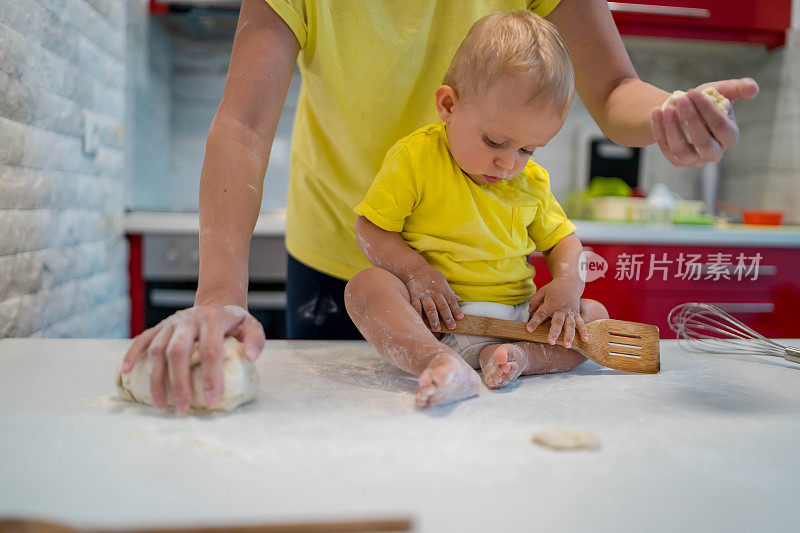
[660,87,731,144]
[117,337,258,413]
[532,427,599,451]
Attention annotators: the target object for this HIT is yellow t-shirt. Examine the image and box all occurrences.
[354,123,576,305]
[265,0,562,281]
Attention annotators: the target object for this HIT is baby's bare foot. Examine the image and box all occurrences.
[415,352,481,408]
[480,343,528,389]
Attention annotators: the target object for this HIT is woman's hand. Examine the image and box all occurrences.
[526,277,588,349]
[404,264,463,332]
[652,78,759,168]
[120,304,265,413]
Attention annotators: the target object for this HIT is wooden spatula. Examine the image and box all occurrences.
[440,314,660,373]
[0,517,413,533]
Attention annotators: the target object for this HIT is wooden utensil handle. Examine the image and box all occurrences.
[0,518,413,533]
[441,314,564,345]
[122,519,413,533]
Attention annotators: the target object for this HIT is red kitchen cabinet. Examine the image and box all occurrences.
[127,234,146,337]
[531,244,800,339]
[149,0,168,14]
[149,1,792,48]
[609,1,793,48]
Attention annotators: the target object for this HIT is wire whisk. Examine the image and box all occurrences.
[668,302,800,364]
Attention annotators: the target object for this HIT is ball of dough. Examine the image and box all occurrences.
[117,337,259,413]
[660,87,731,144]
[532,427,599,451]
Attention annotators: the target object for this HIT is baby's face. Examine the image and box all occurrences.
[437,76,567,186]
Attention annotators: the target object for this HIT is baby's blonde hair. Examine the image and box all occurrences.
[443,11,574,113]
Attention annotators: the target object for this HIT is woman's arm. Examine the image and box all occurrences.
[547,0,758,166]
[121,0,300,412]
[197,0,300,308]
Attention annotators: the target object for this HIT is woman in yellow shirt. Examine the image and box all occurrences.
[122,0,757,412]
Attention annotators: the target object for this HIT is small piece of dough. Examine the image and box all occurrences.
[660,87,731,144]
[117,337,258,413]
[532,427,599,451]
[700,86,731,114]
[661,87,731,114]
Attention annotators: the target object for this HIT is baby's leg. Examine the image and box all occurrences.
[344,267,480,408]
[479,299,609,389]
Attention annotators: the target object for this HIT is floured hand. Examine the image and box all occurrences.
[652,78,758,168]
[120,304,265,412]
[118,337,258,413]
[404,263,463,332]
[526,277,588,349]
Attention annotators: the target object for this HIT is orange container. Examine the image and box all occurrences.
[742,210,783,225]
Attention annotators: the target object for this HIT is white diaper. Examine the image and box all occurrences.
[439,301,530,369]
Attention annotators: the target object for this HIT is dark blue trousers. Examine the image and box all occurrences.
[285,254,364,340]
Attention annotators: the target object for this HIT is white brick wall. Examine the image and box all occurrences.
[0,0,129,338]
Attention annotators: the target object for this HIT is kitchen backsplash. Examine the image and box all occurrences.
[538,24,800,223]
[722,28,800,225]
[126,0,171,212]
[126,2,800,221]
[625,29,800,225]
[127,10,299,212]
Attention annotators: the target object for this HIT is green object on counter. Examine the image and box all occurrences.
[564,190,592,219]
[672,214,716,225]
[564,177,631,220]
[588,176,632,198]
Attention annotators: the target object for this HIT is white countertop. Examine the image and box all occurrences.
[2,338,799,532]
[126,210,287,237]
[575,220,800,247]
[125,211,800,247]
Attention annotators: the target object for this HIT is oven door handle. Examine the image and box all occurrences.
[150,289,287,310]
[607,2,711,18]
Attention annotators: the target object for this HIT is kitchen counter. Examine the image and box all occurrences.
[125,211,800,247]
[2,338,799,532]
[575,220,800,247]
[126,210,287,237]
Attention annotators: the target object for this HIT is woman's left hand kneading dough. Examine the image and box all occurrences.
[120,305,265,413]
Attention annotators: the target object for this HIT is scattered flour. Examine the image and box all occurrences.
[131,426,254,464]
[84,395,123,408]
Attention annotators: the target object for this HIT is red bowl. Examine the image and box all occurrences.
[742,210,783,226]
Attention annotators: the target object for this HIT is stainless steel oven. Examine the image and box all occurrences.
[143,235,287,338]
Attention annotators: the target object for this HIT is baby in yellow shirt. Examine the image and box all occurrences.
[345,11,608,408]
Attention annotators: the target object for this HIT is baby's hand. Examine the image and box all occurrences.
[404,264,463,332]
[526,278,588,349]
